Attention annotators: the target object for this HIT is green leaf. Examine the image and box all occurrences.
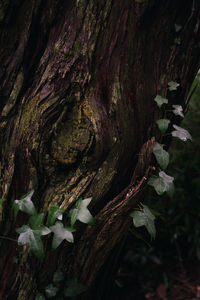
[148,177,164,195]
[172,105,184,118]
[57,214,63,221]
[154,95,168,108]
[142,205,156,238]
[53,270,64,283]
[168,81,180,91]
[29,213,51,234]
[167,182,175,198]
[64,278,87,297]
[47,206,65,226]
[171,125,192,141]
[35,292,46,300]
[13,256,18,264]
[69,198,95,227]
[0,198,6,206]
[156,119,170,133]
[13,190,36,218]
[13,202,20,219]
[16,225,44,259]
[174,37,181,45]
[45,284,58,298]
[153,142,169,170]
[175,23,182,32]
[49,221,75,250]
[130,204,156,239]
[148,171,174,195]
[68,208,79,227]
[16,213,51,259]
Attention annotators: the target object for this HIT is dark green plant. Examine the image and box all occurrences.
[130,80,192,240]
[12,193,95,259]
[113,76,199,298]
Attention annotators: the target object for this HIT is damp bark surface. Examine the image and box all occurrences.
[0,0,200,299]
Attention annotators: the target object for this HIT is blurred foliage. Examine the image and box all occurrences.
[159,73,200,258]
[112,74,200,298]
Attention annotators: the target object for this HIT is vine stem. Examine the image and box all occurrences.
[0,235,17,242]
[164,109,173,112]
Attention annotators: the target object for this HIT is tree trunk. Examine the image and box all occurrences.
[0,0,200,299]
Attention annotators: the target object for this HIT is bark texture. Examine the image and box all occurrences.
[0,0,200,299]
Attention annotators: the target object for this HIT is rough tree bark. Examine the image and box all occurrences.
[0,0,200,299]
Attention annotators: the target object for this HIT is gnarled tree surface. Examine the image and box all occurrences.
[0,0,200,299]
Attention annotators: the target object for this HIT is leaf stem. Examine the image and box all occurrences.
[0,235,17,242]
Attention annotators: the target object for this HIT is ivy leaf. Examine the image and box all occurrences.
[13,202,20,219]
[16,213,51,259]
[153,142,169,170]
[57,214,63,221]
[172,105,184,117]
[154,95,168,108]
[168,81,180,91]
[68,209,78,227]
[171,125,192,141]
[45,284,58,298]
[148,177,163,195]
[47,206,65,226]
[16,225,44,259]
[0,198,6,206]
[167,182,175,198]
[64,278,87,297]
[174,37,181,45]
[35,292,46,300]
[50,221,75,251]
[130,204,156,239]
[175,23,182,32]
[148,171,174,195]
[53,270,64,283]
[156,119,170,133]
[13,190,36,218]
[29,213,51,234]
[69,198,95,227]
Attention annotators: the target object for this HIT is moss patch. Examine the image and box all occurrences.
[51,105,94,165]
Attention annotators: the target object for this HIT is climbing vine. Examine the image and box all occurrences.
[0,192,95,259]
[130,81,192,238]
